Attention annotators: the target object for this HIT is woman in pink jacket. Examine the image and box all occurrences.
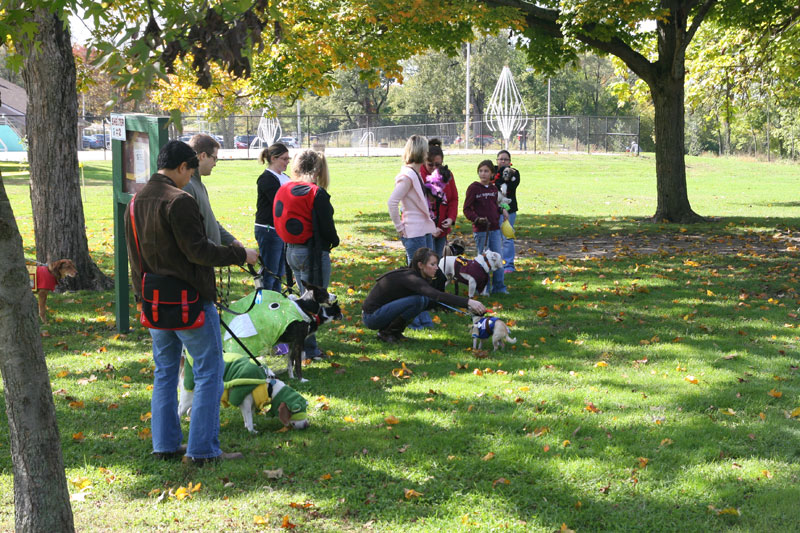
[388,134,436,328]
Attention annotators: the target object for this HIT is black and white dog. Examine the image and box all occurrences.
[220,284,342,382]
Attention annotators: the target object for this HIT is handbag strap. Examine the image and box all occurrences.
[128,195,145,276]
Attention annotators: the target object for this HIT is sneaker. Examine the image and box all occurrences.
[153,444,187,461]
[492,289,510,295]
[377,330,398,343]
[311,350,328,361]
[504,267,515,274]
[183,451,244,466]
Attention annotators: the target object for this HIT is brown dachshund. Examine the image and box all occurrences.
[31,259,77,323]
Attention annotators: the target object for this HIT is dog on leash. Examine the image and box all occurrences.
[179,352,310,433]
[29,259,77,323]
[439,250,503,297]
[471,315,516,351]
[220,284,342,382]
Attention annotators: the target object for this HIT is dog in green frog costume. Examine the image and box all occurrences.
[178,290,315,433]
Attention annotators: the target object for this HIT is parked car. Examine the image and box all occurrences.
[473,135,495,147]
[278,136,299,148]
[234,134,258,149]
[92,134,109,149]
[211,134,225,149]
[81,135,95,149]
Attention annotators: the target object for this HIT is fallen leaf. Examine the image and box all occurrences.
[56,370,70,378]
[384,416,400,425]
[720,408,736,416]
[684,375,699,385]
[68,401,84,409]
[492,477,510,488]
[637,457,649,469]
[72,432,85,442]
[481,452,495,461]
[404,488,423,499]
[594,361,608,367]
[253,515,270,524]
[343,416,356,423]
[789,407,800,418]
[762,470,773,479]
[140,412,152,422]
[281,515,297,529]
[319,473,332,481]
[768,389,783,398]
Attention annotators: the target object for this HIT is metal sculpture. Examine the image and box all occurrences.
[251,108,282,150]
[485,66,528,149]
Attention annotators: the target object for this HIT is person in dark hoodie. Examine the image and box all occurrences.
[274,149,339,359]
[362,247,486,342]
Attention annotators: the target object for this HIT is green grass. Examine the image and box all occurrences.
[2,153,800,531]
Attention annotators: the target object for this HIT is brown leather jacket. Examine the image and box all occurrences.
[125,173,246,302]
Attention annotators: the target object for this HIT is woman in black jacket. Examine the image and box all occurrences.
[362,248,486,342]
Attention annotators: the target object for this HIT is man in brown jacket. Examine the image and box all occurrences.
[126,140,258,465]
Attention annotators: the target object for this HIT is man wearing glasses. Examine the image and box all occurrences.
[184,134,243,248]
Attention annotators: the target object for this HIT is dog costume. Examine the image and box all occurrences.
[221,290,312,357]
[472,316,499,340]
[183,352,309,426]
[29,265,57,291]
[452,257,490,295]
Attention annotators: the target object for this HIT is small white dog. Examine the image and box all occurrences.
[471,315,516,351]
[439,251,503,297]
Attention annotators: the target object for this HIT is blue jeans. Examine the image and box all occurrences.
[362,295,429,330]
[401,234,434,266]
[433,235,447,258]
[254,225,285,292]
[401,234,434,327]
[149,300,223,459]
[473,229,507,293]
[286,244,331,356]
[502,212,517,271]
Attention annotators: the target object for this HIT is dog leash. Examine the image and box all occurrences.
[436,301,471,316]
[217,315,272,379]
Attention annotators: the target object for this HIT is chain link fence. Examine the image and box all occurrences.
[162,113,640,156]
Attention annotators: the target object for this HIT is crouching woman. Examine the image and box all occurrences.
[362,248,486,342]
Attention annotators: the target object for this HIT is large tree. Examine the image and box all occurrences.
[479,0,798,222]
[0,177,75,532]
[6,7,112,290]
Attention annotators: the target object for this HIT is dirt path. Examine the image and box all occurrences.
[514,231,799,259]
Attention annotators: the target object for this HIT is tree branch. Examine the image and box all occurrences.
[480,0,656,85]
[685,0,717,45]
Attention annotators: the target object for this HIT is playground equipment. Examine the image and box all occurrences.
[251,108,282,150]
[0,117,25,151]
[484,66,528,149]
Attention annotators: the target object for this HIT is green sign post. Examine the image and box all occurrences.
[113,114,169,333]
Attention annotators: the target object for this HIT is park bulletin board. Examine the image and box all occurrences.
[113,114,169,332]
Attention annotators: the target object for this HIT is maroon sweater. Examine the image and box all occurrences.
[463,182,501,232]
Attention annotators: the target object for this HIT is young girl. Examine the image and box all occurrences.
[274,149,339,359]
[463,160,508,294]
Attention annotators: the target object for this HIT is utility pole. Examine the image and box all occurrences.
[465,42,471,151]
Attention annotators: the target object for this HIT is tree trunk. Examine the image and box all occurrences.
[0,177,75,532]
[21,8,112,291]
[649,72,703,223]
